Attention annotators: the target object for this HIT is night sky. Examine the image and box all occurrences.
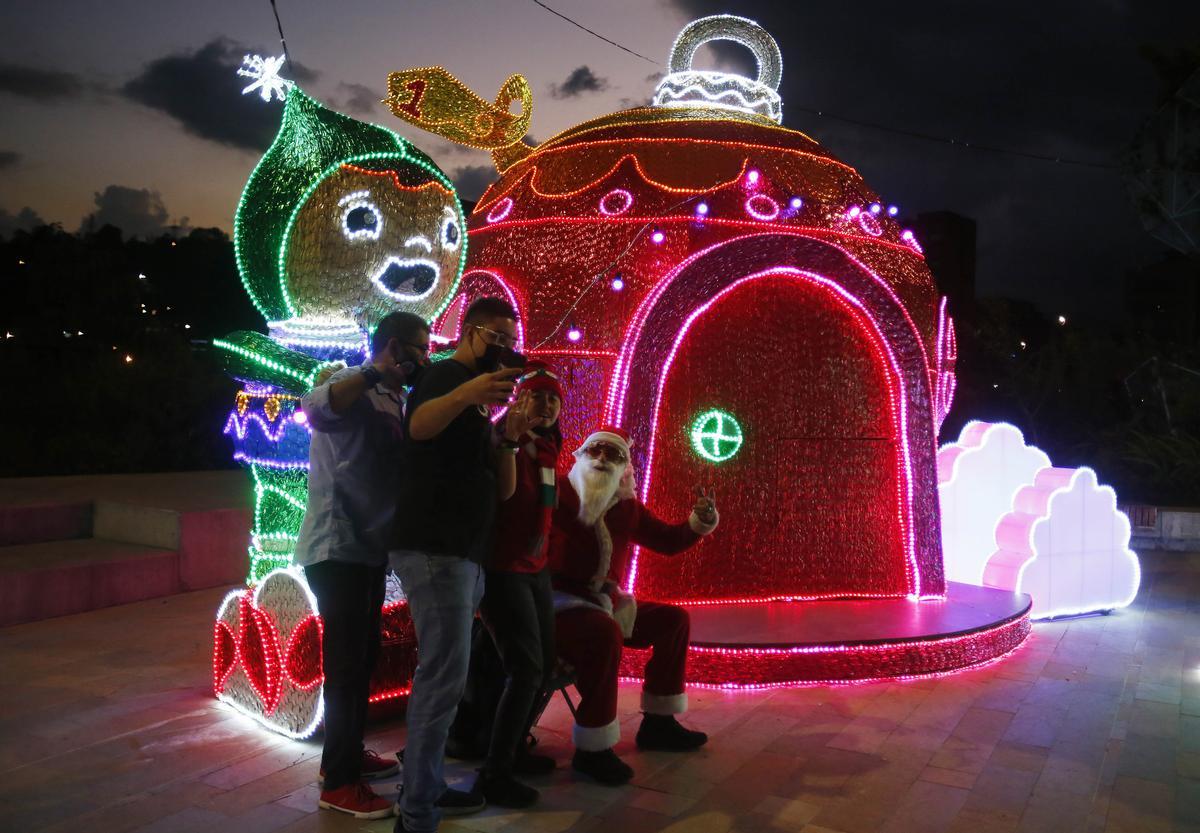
[1,0,1196,319]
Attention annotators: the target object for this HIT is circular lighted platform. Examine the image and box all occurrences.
[619,582,1031,688]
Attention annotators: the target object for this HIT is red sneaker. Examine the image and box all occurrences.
[361,749,400,780]
[319,749,400,784]
[317,782,396,819]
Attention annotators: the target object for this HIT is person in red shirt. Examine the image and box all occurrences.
[477,361,566,807]
[550,426,718,785]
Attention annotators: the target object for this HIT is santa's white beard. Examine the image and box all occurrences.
[569,457,625,526]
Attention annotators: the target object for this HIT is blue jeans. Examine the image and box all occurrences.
[390,551,484,833]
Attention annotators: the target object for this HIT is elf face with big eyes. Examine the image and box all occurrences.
[283,165,464,329]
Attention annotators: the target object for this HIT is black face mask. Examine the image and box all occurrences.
[476,341,504,373]
[402,361,426,390]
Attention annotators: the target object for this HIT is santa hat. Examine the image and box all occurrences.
[574,425,633,460]
[516,360,565,401]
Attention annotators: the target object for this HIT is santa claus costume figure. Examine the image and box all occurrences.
[551,426,719,785]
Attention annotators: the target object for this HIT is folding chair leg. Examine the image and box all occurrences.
[560,686,577,719]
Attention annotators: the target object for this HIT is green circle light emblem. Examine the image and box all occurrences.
[690,409,743,463]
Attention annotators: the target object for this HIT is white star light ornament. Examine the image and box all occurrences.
[238,54,294,103]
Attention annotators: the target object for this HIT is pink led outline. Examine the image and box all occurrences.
[452,269,527,348]
[621,267,920,599]
[744,194,780,221]
[605,234,932,427]
[902,229,924,254]
[528,348,619,359]
[615,616,1031,690]
[858,211,883,237]
[599,188,634,216]
[486,197,514,223]
[933,298,958,428]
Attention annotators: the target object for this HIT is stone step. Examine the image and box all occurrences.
[0,538,181,626]
[0,501,93,547]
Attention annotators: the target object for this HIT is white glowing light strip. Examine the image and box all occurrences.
[341,193,382,241]
[405,235,433,252]
[370,257,440,301]
[653,71,782,123]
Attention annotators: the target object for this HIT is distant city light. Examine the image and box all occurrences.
[1057,315,1067,325]
[184,324,192,330]
[138,273,147,280]
[1019,341,1027,349]
[124,354,134,364]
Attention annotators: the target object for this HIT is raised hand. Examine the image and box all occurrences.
[503,390,545,440]
[459,367,522,407]
[693,485,717,524]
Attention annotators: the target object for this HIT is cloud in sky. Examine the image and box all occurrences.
[452,164,497,201]
[337,81,379,116]
[0,206,46,237]
[122,39,318,152]
[0,62,85,101]
[550,66,609,99]
[79,185,188,238]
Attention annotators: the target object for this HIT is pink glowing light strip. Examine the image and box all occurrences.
[454,269,527,348]
[599,188,634,216]
[617,618,1031,691]
[528,348,619,359]
[744,194,780,221]
[621,267,920,598]
[472,215,923,257]
[486,197,514,223]
[604,234,932,429]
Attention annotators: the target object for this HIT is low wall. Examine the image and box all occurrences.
[1125,505,1200,552]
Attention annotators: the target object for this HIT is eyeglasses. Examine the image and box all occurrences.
[583,443,627,464]
[472,325,517,351]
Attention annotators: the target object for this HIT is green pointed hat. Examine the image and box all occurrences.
[233,87,455,322]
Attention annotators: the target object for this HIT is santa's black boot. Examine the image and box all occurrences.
[635,714,708,751]
[571,748,634,785]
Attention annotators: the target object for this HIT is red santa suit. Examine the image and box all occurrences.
[549,429,718,752]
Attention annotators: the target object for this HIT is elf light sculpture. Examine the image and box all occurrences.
[388,15,1028,686]
[211,57,465,735]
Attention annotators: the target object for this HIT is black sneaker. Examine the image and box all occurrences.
[571,748,634,785]
[479,770,539,808]
[513,748,556,776]
[437,786,486,816]
[635,714,708,751]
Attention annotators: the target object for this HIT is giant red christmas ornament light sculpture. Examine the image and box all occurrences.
[387,15,1030,687]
